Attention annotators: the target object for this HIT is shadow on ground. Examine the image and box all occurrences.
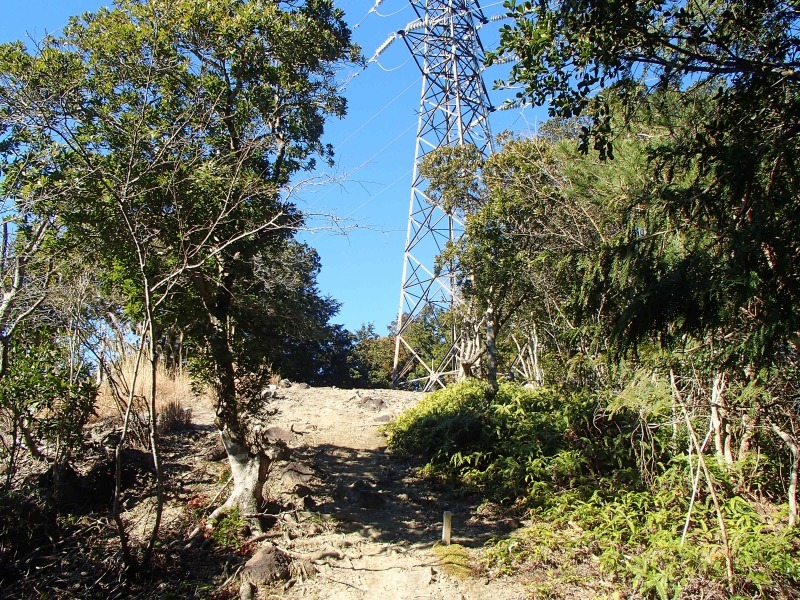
[281,442,521,550]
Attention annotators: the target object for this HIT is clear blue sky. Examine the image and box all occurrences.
[0,1,545,334]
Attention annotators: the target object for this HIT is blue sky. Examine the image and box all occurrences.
[1,1,546,334]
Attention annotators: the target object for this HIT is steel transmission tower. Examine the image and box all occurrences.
[392,1,494,390]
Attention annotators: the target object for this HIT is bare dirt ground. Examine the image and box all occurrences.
[0,384,529,599]
[191,383,528,599]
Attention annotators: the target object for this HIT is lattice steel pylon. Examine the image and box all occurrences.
[392,1,494,390]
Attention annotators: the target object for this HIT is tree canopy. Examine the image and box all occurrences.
[0,0,360,563]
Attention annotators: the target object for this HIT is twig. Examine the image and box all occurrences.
[246,531,284,544]
[681,422,713,545]
[221,564,243,589]
[273,543,343,563]
[316,574,366,592]
[205,474,234,510]
[182,474,235,545]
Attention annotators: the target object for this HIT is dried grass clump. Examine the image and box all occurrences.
[94,355,196,422]
[157,400,192,433]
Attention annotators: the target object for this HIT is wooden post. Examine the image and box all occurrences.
[442,511,453,545]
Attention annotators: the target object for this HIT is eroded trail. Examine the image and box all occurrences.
[220,384,526,599]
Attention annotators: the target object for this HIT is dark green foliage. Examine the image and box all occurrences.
[0,334,96,488]
[386,379,638,502]
[492,0,800,369]
[348,323,395,388]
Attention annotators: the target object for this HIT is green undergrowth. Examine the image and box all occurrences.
[386,380,800,599]
[385,379,637,503]
[212,507,246,550]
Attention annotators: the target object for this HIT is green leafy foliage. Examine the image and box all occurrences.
[386,379,637,502]
[212,507,246,551]
[391,376,800,597]
[0,335,96,487]
[348,323,395,388]
[486,469,800,599]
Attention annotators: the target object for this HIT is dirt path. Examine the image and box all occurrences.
[193,384,526,599]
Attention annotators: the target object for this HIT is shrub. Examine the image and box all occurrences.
[157,400,192,433]
[386,379,637,502]
[484,464,800,599]
[0,339,96,489]
[389,379,800,597]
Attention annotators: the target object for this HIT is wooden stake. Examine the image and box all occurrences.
[442,511,453,545]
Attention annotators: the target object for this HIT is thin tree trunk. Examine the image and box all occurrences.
[485,301,498,394]
[671,370,735,594]
[112,338,146,575]
[770,421,799,528]
[710,372,733,464]
[203,272,275,532]
[143,327,165,566]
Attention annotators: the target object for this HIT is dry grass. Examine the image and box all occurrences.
[94,355,197,423]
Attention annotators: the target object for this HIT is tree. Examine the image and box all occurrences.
[420,126,645,390]
[492,0,800,358]
[0,0,359,563]
[215,239,350,387]
[492,0,800,527]
[349,323,395,388]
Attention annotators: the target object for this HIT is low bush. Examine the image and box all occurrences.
[157,400,192,433]
[388,379,800,598]
[386,379,637,502]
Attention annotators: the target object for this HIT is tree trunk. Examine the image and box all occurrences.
[485,301,498,394]
[789,451,799,529]
[211,432,270,522]
[531,325,543,385]
[771,420,799,528]
[203,268,277,532]
[710,372,733,464]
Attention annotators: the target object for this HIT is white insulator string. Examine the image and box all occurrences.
[371,33,399,61]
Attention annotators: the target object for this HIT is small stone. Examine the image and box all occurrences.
[241,544,292,586]
[265,426,294,444]
[206,438,227,461]
[360,396,385,410]
[281,462,315,486]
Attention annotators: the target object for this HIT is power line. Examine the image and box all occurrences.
[346,168,414,218]
[353,0,393,29]
[335,75,421,154]
[376,4,410,18]
[373,56,413,72]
